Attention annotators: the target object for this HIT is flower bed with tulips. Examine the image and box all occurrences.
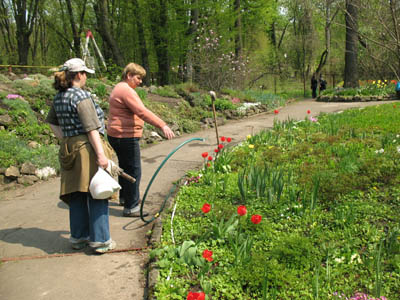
[151,104,400,299]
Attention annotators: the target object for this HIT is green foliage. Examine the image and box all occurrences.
[152,85,180,98]
[136,87,147,100]
[0,131,59,169]
[0,74,12,83]
[154,103,400,299]
[269,234,316,269]
[11,78,54,100]
[103,61,123,82]
[1,98,51,141]
[204,95,236,111]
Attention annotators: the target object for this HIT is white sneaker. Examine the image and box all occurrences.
[94,240,116,254]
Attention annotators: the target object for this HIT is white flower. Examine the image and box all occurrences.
[35,167,57,180]
[397,146,400,153]
[335,257,345,263]
[375,148,384,154]
[350,253,362,264]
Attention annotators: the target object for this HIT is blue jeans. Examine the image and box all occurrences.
[108,136,141,210]
[69,192,110,247]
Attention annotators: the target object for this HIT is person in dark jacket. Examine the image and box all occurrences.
[311,74,318,98]
[320,76,327,93]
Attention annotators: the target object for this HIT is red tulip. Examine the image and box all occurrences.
[207,162,211,167]
[307,110,311,114]
[251,214,262,224]
[237,205,247,216]
[207,156,213,161]
[201,203,211,213]
[220,136,226,142]
[187,291,205,300]
[214,148,219,153]
[201,152,208,158]
[202,249,213,262]
[274,109,279,114]
[218,144,224,149]
[227,137,232,142]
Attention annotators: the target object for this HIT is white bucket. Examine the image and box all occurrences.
[89,165,121,199]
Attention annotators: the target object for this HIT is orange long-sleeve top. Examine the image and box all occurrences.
[107,82,166,138]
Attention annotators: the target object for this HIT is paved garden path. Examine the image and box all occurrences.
[0,98,396,300]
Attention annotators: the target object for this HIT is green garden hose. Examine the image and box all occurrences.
[140,137,205,223]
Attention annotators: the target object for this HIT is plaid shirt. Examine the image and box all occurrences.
[53,87,105,137]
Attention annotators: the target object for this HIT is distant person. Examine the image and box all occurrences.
[396,81,400,99]
[320,76,327,93]
[46,58,116,254]
[107,63,175,217]
[311,74,318,98]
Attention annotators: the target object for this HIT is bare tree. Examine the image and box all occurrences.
[65,0,88,57]
[234,0,242,57]
[11,0,41,65]
[149,0,169,85]
[0,0,16,62]
[94,0,125,67]
[314,0,340,89]
[131,0,150,85]
[344,0,360,88]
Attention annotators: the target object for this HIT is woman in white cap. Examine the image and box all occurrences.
[46,58,116,254]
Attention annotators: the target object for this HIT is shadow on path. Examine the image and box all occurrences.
[0,227,71,255]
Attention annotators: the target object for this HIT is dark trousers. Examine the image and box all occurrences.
[108,136,141,210]
[312,88,317,98]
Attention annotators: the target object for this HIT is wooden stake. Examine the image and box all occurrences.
[209,91,220,146]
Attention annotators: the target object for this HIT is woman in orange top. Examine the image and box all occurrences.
[107,63,175,217]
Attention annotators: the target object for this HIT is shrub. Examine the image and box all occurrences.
[152,85,180,98]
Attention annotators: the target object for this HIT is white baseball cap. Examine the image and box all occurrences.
[61,58,95,74]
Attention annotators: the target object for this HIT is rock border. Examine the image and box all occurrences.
[317,94,399,102]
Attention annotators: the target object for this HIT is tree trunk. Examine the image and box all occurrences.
[344,0,359,88]
[132,0,150,85]
[94,0,125,67]
[150,0,169,85]
[185,0,199,82]
[234,0,242,57]
[65,0,81,57]
[13,0,40,65]
[0,0,15,57]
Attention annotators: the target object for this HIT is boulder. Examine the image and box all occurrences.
[0,114,12,126]
[28,141,40,149]
[17,175,39,185]
[5,166,20,178]
[20,162,37,175]
[149,85,157,93]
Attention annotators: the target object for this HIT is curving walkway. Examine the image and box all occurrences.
[0,98,397,300]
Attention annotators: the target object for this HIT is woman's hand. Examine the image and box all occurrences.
[97,153,109,169]
[87,130,109,168]
[161,125,175,140]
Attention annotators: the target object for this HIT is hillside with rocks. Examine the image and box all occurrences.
[0,72,277,191]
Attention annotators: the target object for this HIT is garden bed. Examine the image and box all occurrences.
[151,104,400,299]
